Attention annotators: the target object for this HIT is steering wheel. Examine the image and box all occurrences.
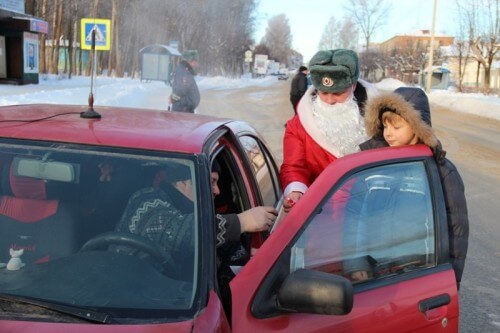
[80,232,177,276]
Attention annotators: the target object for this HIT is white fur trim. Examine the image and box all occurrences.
[297,86,335,155]
[284,181,308,197]
[297,85,367,157]
[358,79,380,98]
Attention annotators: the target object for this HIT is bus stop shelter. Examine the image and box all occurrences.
[420,66,451,90]
[0,6,48,85]
[140,44,181,85]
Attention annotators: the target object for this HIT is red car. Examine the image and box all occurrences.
[0,104,458,332]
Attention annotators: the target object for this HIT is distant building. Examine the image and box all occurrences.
[376,30,499,90]
[378,30,455,87]
[441,44,500,90]
[379,30,454,54]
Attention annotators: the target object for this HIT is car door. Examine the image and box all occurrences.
[230,145,459,333]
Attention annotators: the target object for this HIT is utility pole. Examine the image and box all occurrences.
[425,0,438,93]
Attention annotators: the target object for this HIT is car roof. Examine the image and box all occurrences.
[0,104,236,154]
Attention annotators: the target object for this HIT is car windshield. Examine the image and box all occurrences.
[0,140,200,322]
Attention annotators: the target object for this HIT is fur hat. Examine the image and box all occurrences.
[364,87,438,149]
[308,49,359,93]
[182,50,199,62]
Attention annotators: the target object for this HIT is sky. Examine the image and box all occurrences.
[254,0,457,62]
[0,74,498,122]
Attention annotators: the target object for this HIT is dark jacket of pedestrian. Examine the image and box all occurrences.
[170,50,200,113]
[360,87,469,288]
[289,66,308,113]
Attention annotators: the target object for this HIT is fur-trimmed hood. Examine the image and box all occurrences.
[364,87,438,149]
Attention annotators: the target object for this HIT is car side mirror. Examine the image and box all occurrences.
[277,269,353,316]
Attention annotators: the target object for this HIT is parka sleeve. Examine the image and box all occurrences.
[440,160,469,284]
[215,213,242,258]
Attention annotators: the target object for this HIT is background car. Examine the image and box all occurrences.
[0,104,458,332]
[277,73,289,80]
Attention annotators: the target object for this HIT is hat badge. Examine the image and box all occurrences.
[322,76,334,87]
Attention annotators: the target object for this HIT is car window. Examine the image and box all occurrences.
[212,149,246,215]
[239,135,280,207]
[0,140,200,319]
[290,161,436,284]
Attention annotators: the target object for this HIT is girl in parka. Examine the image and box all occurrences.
[359,87,469,289]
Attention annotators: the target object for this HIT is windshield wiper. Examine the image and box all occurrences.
[0,294,115,324]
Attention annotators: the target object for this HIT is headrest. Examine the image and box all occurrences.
[9,163,47,200]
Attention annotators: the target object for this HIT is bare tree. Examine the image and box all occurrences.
[453,0,472,92]
[30,0,48,75]
[33,0,257,78]
[318,16,340,50]
[458,0,499,92]
[387,40,434,84]
[318,16,359,51]
[261,14,292,65]
[345,0,390,52]
[338,18,359,50]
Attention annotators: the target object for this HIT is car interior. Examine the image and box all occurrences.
[0,142,201,318]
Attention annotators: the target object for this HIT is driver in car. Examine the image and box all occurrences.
[115,161,278,275]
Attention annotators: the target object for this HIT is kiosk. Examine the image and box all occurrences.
[0,3,48,85]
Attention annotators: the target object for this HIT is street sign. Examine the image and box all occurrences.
[244,50,253,63]
[81,18,111,51]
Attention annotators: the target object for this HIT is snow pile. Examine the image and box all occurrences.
[0,74,498,121]
[374,78,500,121]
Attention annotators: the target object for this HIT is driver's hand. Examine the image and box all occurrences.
[238,206,278,233]
[283,191,303,213]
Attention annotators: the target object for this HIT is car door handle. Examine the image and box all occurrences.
[418,294,451,313]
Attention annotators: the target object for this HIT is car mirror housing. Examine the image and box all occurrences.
[277,269,353,316]
[13,157,78,183]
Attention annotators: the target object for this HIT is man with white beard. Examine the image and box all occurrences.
[280,49,377,211]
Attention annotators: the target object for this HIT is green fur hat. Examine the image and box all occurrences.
[182,50,199,62]
[308,49,359,93]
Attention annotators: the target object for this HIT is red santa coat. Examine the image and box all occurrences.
[280,81,376,196]
[280,115,337,192]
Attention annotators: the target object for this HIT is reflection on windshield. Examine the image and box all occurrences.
[0,141,199,322]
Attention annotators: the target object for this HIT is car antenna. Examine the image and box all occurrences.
[81,27,101,119]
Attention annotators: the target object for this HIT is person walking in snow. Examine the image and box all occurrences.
[170,50,200,113]
[289,65,309,114]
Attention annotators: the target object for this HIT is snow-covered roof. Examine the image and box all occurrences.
[139,44,181,56]
[395,29,454,38]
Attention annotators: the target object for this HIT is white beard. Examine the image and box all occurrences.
[312,94,368,158]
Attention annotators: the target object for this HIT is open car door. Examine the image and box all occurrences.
[231,145,459,333]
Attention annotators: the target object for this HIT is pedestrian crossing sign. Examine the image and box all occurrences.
[81,18,111,51]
